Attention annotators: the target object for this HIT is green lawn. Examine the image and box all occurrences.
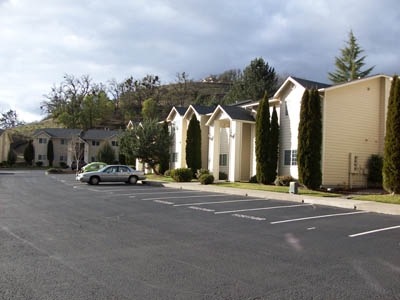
[144,174,400,204]
[353,194,400,205]
[214,182,341,197]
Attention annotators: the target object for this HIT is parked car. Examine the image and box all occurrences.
[80,162,107,173]
[76,165,146,185]
[71,160,87,171]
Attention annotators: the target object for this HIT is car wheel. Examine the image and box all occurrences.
[89,176,100,185]
[128,176,138,185]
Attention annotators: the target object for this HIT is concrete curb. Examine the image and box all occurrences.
[145,180,400,216]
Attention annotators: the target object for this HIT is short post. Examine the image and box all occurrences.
[289,181,298,194]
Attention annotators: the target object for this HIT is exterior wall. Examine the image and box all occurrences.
[51,138,69,167]
[84,138,119,163]
[277,83,305,179]
[199,115,210,170]
[169,114,186,170]
[0,131,11,162]
[240,123,252,181]
[33,133,50,166]
[322,77,390,188]
[219,126,230,176]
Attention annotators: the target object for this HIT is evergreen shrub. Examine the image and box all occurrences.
[367,154,383,188]
[196,168,209,179]
[219,172,228,180]
[199,174,214,185]
[171,168,193,182]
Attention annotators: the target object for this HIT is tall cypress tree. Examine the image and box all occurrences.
[308,89,322,188]
[383,75,400,194]
[297,89,311,186]
[267,105,279,183]
[255,92,271,184]
[24,140,35,166]
[186,115,201,175]
[47,140,54,167]
[297,89,322,189]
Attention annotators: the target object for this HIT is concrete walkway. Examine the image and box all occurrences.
[146,181,400,216]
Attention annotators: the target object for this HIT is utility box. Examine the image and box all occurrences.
[289,181,298,194]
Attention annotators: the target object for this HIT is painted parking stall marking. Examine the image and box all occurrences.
[188,206,215,212]
[214,203,312,215]
[140,194,227,201]
[349,225,400,238]
[153,200,175,205]
[270,210,369,224]
[232,214,266,221]
[173,198,269,207]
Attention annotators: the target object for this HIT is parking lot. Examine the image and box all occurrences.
[1,170,400,299]
[65,175,400,240]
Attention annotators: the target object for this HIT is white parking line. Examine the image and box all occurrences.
[130,191,204,197]
[349,225,400,237]
[232,214,266,221]
[141,194,227,201]
[188,206,215,212]
[154,200,174,205]
[270,211,369,224]
[173,198,268,207]
[214,203,311,215]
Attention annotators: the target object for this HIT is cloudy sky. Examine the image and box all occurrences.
[0,0,398,123]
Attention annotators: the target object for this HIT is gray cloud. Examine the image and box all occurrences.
[0,0,398,122]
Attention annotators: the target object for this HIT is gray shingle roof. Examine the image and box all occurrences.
[174,106,187,116]
[81,129,120,140]
[191,105,215,115]
[32,128,120,140]
[32,128,82,138]
[220,105,255,122]
[292,77,331,89]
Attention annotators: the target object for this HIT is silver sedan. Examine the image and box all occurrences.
[76,165,146,185]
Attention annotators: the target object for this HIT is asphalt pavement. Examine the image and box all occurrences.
[147,180,400,216]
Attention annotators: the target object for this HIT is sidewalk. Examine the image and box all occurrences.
[145,180,400,216]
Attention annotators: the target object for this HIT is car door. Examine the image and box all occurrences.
[117,166,130,182]
[102,166,118,182]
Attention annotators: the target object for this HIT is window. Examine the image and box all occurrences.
[219,154,228,166]
[171,152,178,162]
[284,101,289,116]
[60,155,65,161]
[60,139,65,145]
[92,140,100,146]
[39,138,47,144]
[91,157,96,162]
[38,154,47,160]
[111,140,118,147]
[284,150,297,166]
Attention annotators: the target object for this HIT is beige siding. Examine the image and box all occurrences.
[278,83,305,179]
[240,123,251,181]
[322,77,390,187]
[33,133,50,166]
[0,132,11,162]
[219,127,229,175]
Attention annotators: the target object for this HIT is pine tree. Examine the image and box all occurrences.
[297,89,322,189]
[328,30,374,84]
[267,105,279,183]
[255,92,271,184]
[185,115,201,175]
[383,75,400,194]
[47,140,54,167]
